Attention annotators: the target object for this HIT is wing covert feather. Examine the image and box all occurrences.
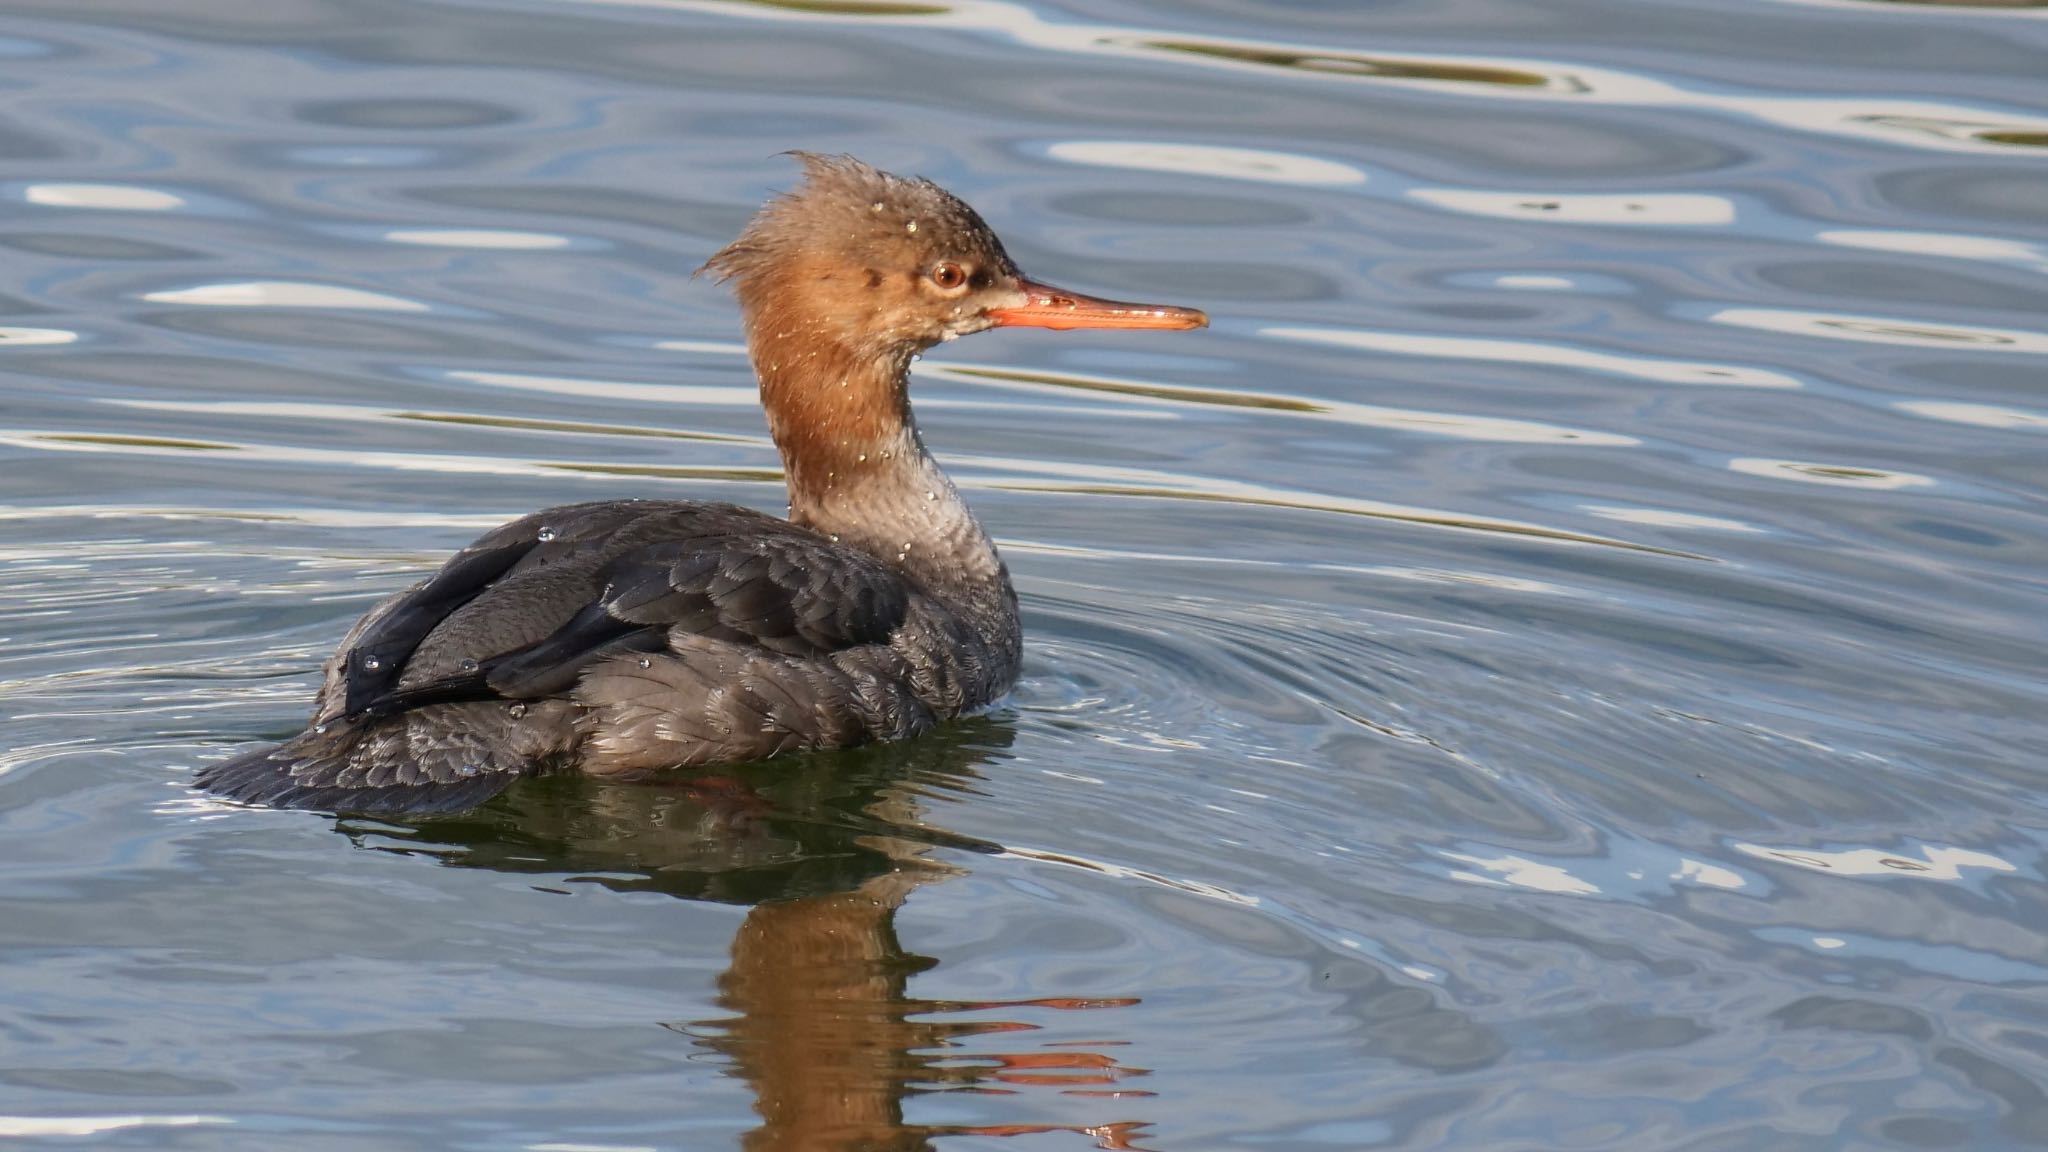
[339,505,914,721]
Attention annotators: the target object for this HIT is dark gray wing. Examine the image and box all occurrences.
[198,500,916,815]
[343,525,912,720]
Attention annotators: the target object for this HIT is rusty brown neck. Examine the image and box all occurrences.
[749,326,1009,607]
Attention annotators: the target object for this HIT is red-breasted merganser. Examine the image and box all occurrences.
[196,153,1206,814]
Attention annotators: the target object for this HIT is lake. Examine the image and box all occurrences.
[2,0,2046,1148]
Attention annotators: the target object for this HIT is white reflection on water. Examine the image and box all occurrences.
[447,369,756,407]
[1818,229,2048,268]
[1895,400,2048,431]
[1435,844,1768,902]
[0,504,513,530]
[1443,851,1601,895]
[1409,189,1735,226]
[651,338,750,356]
[1581,505,1765,534]
[0,1116,230,1137]
[1752,0,2048,16]
[141,281,433,312]
[1046,141,1366,186]
[1494,275,1577,290]
[1675,858,1746,889]
[1265,326,1801,389]
[1727,458,1935,489]
[1735,843,2020,880]
[22,183,186,211]
[1711,307,2048,353]
[383,228,574,249]
[0,327,78,346]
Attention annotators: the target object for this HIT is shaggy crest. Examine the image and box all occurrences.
[698,153,1017,292]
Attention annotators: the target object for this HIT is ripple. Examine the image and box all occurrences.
[932,362,1639,443]
[295,96,522,130]
[1710,307,2048,354]
[1008,538,1576,597]
[0,428,526,478]
[2,423,1665,554]
[1727,458,1936,489]
[0,35,56,59]
[141,281,433,312]
[719,0,946,13]
[1263,326,1800,389]
[0,504,511,530]
[1127,38,1560,89]
[283,145,444,168]
[33,433,239,453]
[995,845,1259,905]
[21,183,186,211]
[987,467,1695,555]
[103,398,756,444]
[1756,928,2048,985]
[1046,141,1366,187]
[620,0,2048,153]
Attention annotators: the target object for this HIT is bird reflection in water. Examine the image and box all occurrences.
[338,721,1155,1151]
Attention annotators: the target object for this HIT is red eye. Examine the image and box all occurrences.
[929,262,966,290]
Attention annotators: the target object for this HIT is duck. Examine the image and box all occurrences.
[195,153,1206,814]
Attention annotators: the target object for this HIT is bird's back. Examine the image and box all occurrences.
[196,498,1017,813]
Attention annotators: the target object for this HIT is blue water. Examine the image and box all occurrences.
[2,0,2046,1148]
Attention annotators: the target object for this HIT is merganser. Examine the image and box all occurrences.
[196,153,1206,814]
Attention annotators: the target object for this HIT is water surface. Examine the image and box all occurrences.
[2,0,2046,1148]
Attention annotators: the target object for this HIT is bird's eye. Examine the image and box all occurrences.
[929,262,967,291]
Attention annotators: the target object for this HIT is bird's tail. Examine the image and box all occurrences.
[194,703,557,815]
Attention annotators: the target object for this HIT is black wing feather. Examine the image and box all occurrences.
[341,535,536,717]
